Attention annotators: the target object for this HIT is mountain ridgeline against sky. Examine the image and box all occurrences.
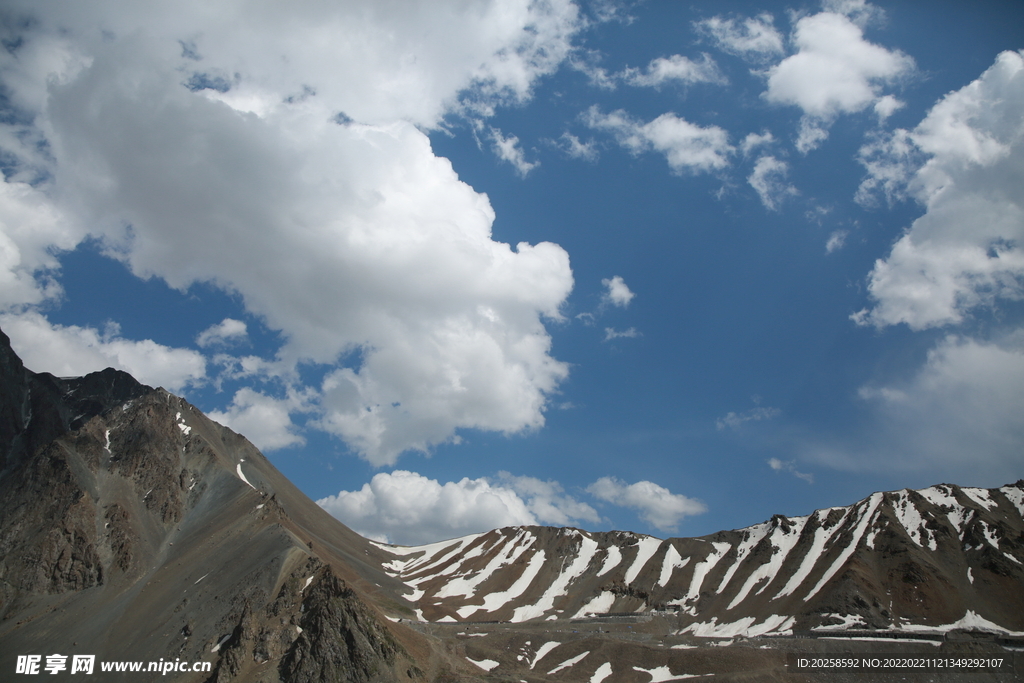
[377,485,1024,635]
[1,325,1022,682]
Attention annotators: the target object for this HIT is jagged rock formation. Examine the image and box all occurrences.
[0,328,453,682]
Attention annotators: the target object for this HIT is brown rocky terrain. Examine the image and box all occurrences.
[1,325,1021,682]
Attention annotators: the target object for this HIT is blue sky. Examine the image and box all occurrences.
[2,0,1022,545]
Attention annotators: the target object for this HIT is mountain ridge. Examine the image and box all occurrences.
[1,326,1022,682]
[373,480,1024,637]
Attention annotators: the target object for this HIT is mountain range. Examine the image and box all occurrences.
[1,325,1021,682]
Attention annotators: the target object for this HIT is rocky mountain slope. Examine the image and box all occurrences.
[0,328,464,682]
[377,483,1024,636]
[1,323,1021,682]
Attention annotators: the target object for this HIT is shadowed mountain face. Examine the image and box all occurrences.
[0,329,454,682]
[1,325,1022,683]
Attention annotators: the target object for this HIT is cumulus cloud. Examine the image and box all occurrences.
[747,155,798,211]
[496,472,602,526]
[207,386,313,451]
[585,107,733,174]
[853,50,1024,330]
[196,318,248,348]
[695,13,784,61]
[317,470,599,545]
[815,335,1024,483]
[0,311,205,391]
[0,0,582,465]
[622,53,725,88]
[0,181,80,310]
[764,9,914,152]
[601,275,635,308]
[587,477,706,533]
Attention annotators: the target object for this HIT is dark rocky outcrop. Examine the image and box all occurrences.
[0,328,436,683]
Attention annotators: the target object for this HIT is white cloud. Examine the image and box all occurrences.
[601,275,635,308]
[821,0,885,28]
[0,0,581,465]
[0,181,80,310]
[0,311,206,391]
[716,405,781,430]
[317,470,599,545]
[585,107,733,174]
[196,318,248,347]
[873,94,904,121]
[604,327,640,341]
[767,457,814,484]
[491,127,539,177]
[827,335,1024,482]
[740,130,775,156]
[623,53,725,88]
[496,472,602,527]
[207,386,312,451]
[695,13,784,61]
[825,229,848,253]
[587,477,706,533]
[764,10,914,151]
[854,50,1024,330]
[747,155,798,211]
[555,132,599,162]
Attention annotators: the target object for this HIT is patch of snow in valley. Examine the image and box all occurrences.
[716,522,770,595]
[596,545,622,577]
[967,567,974,584]
[211,634,232,652]
[680,614,794,639]
[625,536,662,585]
[774,506,851,601]
[572,591,616,619]
[436,529,536,600]
[590,662,613,683]
[803,493,881,602]
[376,533,482,578]
[633,665,699,681]
[303,575,315,591]
[812,613,867,631]
[530,641,561,669]
[467,658,499,671]
[658,544,690,588]
[458,548,547,618]
[727,516,807,610]
[677,542,730,606]
[547,651,589,675]
[236,462,257,490]
[512,536,598,622]
[897,610,1024,636]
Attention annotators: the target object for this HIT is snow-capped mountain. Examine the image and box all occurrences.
[377,482,1024,637]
